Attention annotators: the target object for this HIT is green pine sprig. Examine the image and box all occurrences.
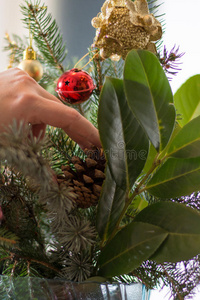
[44,126,85,173]
[0,228,19,249]
[0,120,53,192]
[3,33,26,67]
[20,0,67,72]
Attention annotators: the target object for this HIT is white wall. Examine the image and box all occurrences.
[0,0,104,71]
[160,0,200,93]
[0,0,59,71]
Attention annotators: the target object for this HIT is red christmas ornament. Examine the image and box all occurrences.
[56,68,96,104]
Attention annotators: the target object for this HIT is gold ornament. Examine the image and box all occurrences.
[18,24,43,81]
[91,0,162,60]
[18,46,43,81]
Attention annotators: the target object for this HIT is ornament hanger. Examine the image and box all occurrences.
[18,18,43,81]
[73,49,100,70]
[29,19,33,49]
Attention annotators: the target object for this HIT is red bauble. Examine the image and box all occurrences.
[56,68,96,104]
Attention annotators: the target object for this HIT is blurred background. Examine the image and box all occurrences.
[0,0,200,93]
[0,0,104,71]
[0,0,199,298]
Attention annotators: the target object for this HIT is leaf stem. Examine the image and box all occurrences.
[105,152,166,244]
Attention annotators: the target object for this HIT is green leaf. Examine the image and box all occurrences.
[96,166,126,240]
[98,222,167,277]
[174,75,200,127]
[98,77,149,190]
[131,194,148,213]
[146,157,200,198]
[135,202,200,263]
[142,124,181,175]
[124,49,175,152]
[167,115,200,158]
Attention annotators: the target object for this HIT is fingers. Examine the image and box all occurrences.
[36,82,62,104]
[28,96,101,149]
[3,68,61,104]
[0,68,102,149]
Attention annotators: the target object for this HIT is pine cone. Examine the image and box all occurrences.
[57,148,106,209]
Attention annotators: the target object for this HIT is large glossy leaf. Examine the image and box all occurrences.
[96,166,126,240]
[98,77,149,190]
[124,49,175,152]
[167,115,200,158]
[146,157,200,198]
[98,222,167,277]
[135,202,200,262]
[174,75,200,127]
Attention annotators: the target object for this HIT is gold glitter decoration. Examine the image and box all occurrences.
[91,0,162,60]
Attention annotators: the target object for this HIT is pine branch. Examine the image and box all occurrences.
[148,0,164,19]
[131,257,200,299]
[44,126,84,172]
[20,0,66,72]
[161,265,184,300]
[0,250,60,277]
[148,0,165,51]
[0,120,54,192]
[0,228,19,249]
[3,33,26,67]
[36,64,61,92]
[1,186,45,250]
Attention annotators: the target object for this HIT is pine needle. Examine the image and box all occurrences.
[20,0,67,71]
[0,228,19,248]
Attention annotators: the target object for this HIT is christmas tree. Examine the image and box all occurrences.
[1,0,200,299]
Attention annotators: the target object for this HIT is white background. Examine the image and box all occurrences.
[0,1,200,299]
[151,1,200,298]
[0,0,200,93]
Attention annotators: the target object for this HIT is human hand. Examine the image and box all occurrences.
[0,68,101,149]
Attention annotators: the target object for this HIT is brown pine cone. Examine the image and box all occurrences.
[56,148,106,209]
